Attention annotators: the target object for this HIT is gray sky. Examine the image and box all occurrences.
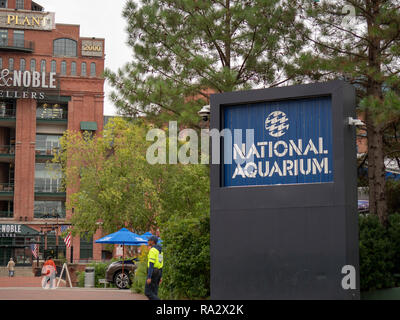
[38,0,132,115]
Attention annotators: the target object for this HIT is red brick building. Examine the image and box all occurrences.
[0,0,104,265]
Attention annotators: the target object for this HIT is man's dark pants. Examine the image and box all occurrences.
[145,268,161,300]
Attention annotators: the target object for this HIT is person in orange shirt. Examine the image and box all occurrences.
[42,256,56,289]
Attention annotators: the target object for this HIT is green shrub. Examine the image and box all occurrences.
[76,261,116,288]
[388,213,400,279]
[131,247,149,294]
[159,214,210,300]
[88,262,110,288]
[359,214,395,291]
[77,270,85,287]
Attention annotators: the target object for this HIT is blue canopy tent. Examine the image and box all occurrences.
[95,228,147,284]
[95,228,148,246]
[140,232,163,244]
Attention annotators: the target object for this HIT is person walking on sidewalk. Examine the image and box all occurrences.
[42,256,57,289]
[145,236,163,300]
[6,258,15,277]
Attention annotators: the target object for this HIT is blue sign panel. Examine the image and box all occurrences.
[223,96,333,187]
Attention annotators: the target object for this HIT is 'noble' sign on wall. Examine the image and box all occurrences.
[223,96,333,187]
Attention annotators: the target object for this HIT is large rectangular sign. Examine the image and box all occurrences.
[223,96,333,186]
[0,11,55,31]
[210,81,359,300]
[81,39,104,57]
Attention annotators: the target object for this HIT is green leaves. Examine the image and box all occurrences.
[106,0,304,127]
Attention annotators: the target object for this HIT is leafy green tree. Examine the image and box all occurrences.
[105,0,306,128]
[292,0,400,225]
[53,118,161,237]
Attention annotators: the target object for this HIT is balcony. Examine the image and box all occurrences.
[0,108,16,119]
[0,183,14,193]
[35,146,59,161]
[0,37,34,53]
[34,211,66,220]
[0,211,13,218]
[0,145,15,163]
[37,107,68,123]
[35,180,65,200]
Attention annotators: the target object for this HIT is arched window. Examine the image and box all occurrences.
[40,59,46,73]
[61,61,67,75]
[71,61,76,76]
[53,38,77,57]
[90,62,96,77]
[81,62,87,76]
[8,58,13,71]
[51,60,56,73]
[20,58,26,72]
[30,59,36,72]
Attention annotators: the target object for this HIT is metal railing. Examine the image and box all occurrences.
[36,108,67,120]
[0,183,14,192]
[0,37,35,52]
[34,211,66,219]
[0,108,16,119]
[0,211,13,218]
[0,145,15,155]
[34,181,63,193]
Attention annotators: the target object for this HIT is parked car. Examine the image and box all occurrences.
[105,259,138,289]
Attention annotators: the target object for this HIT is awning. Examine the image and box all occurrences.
[80,121,98,131]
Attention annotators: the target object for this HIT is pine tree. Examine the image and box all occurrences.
[292,0,400,225]
[105,0,306,128]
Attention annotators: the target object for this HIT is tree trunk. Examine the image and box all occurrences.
[366,1,387,226]
[366,114,388,226]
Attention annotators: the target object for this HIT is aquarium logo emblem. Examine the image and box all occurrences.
[265,111,289,138]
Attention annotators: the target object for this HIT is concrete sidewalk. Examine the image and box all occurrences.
[0,276,147,300]
[0,287,147,300]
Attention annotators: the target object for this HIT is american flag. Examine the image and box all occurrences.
[31,243,39,259]
[60,225,71,248]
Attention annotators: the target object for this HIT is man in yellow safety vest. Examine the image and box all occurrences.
[145,235,163,300]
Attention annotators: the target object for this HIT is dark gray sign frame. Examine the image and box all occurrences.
[210,80,359,300]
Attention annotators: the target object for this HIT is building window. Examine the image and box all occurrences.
[35,134,61,155]
[40,60,46,73]
[0,58,2,69]
[0,201,13,218]
[0,29,7,46]
[8,58,13,71]
[80,235,93,259]
[34,201,65,219]
[30,59,36,72]
[20,59,25,72]
[15,0,24,9]
[0,1,7,8]
[81,62,86,76]
[34,163,62,193]
[61,61,67,75]
[13,30,24,48]
[71,61,76,76]
[53,38,77,57]
[90,62,96,77]
[51,60,56,73]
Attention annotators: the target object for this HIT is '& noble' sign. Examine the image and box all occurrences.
[0,69,59,100]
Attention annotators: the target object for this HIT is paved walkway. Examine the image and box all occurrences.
[0,276,147,300]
